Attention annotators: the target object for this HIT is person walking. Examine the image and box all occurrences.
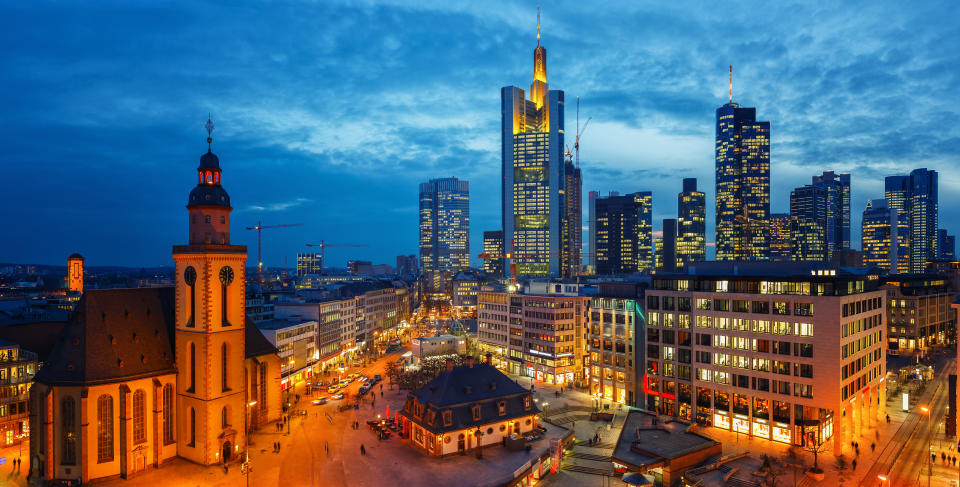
[871,442,876,452]
[851,459,857,471]
[360,444,366,455]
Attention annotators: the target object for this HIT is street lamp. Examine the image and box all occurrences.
[474,428,485,459]
[920,405,932,487]
[877,474,889,486]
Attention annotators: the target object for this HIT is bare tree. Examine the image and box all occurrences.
[802,426,829,473]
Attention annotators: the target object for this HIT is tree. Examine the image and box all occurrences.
[385,361,400,390]
[802,426,829,473]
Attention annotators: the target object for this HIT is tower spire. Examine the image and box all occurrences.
[537,6,541,47]
[729,65,733,104]
[205,114,215,152]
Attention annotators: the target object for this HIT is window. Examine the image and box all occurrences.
[221,343,230,392]
[163,384,174,445]
[97,395,113,463]
[443,411,452,426]
[472,404,482,421]
[498,401,506,416]
[221,406,230,428]
[205,215,211,223]
[188,342,196,392]
[189,408,196,446]
[62,396,77,465]
[524,396,531,410]
[133,390,146,444]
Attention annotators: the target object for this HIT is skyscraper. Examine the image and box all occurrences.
[908,168,938,273]
[296,253,322,276]
[419,177,470,297]
[660,218,678,272]
[767,213,793,261]
[811,171,851,259]
[862,199,908,273]
[884,176,909,215]
[396,254,418,275]
[483,230,505,278]
[938,229,955,260]
[715,68,770,261]
[790,185,828,262]
[592,192,652,275]
[502,15,565,277]
[562,160,582,277]
[588,190,598,271]
[676,178,705,266]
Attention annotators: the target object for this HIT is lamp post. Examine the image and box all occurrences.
[921,405,931,487]
[475,428,485,459]
[877,474,889,487]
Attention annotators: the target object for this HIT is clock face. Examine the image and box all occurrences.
[219,266,235,286]
[184,266,197,286]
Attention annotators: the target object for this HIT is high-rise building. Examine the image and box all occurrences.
[939,229,955,260]
[908,168,938,273]
[790,185,828,262]
[588,190,599,271]
[482,230,505,278]
[767,213,793,261]
[502,19,565,277]
[67,253,84,293]
[884,175,909,215]
[297,252,323,276]
[654,237,663,270]
[660,219,678,272]
[419,177,470,296]
[811,171,851,259]
[592,192,652,275]
[861,199,909,274]
[395,254,418,275]
[677,178,706,266]
[715,69,770,261]
[562,160,582,277]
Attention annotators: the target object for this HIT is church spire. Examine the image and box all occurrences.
[205,113,215,152]
[537,5,541,47]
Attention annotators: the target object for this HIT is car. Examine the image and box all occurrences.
[312,397,328,405]
[359,385,370,395]
[339,380,350,388]
[348,373,360,381]
[327,385,340,394]
[359,375,369,383]
[332,392,344,400]
[373,374,382,381]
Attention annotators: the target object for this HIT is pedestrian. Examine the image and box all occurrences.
[871,442,876,452]
[224,464,229,474]
[851,459,857,471]
[360,444,366,455]
[943,452,947,463]
[380,390,383,397]
[886,414,890,423]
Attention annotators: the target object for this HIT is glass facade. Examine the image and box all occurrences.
[790,185,828,262]
[419,177,470,295]
[767,213,792,261]
[482,230,505,277]
[593,192,652,275]
[677,178,706,266]
[811,171,851,259]
[862,199,909,273]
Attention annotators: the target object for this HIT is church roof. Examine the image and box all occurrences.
[34,287,279,386]
[35,288,177,386]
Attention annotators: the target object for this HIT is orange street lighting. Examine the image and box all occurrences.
[920,406,929,413]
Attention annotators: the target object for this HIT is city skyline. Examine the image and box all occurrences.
[2,2,959,267]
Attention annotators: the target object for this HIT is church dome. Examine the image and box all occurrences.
[188,184,231,207]
[199,150,220,169]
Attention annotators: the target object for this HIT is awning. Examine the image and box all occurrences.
[621,472,655,486]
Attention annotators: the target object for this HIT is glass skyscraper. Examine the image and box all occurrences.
[862,198,908,273]
[482,230,505,277]
[790,185,828,262]
[562,160,582,277]
[592,192,652,275]
[715,96,770,261]
[767,213,793,261]
[885,169,939,273]
[811,171,851,259]
[677,178,705,266]
[938,229,955,260]
[502,24,565,277]
[419,177,470,296]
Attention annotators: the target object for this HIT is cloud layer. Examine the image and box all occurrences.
[1,1,958,267]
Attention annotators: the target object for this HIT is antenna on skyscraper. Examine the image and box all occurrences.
[537,5,541,47]
[729,65,733,103]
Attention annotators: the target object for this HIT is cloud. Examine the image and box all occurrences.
[244,198,312,212]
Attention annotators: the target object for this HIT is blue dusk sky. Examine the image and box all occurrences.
[1,1,958,268]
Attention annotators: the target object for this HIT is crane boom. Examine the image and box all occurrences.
[244,220,303,286]
[305,240,368,274]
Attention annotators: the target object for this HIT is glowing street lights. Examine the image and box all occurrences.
[920,405,932,487]
[877,474,889,486]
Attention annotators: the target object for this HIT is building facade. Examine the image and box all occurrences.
[0,340,35,447]
[811,171,851,259]
[938,230,955,260]
[862,199,909,274]
[790,185,828,262]
[563,161,582,278]
[883,276,954,354]
[587,296,640,406]
[501,25,566,278]
[296,253,323,276]
[887,170,940,273]
[592,192,653,275]
[477,291,588,386]
[419,177,470,299]
[715,91,771,261]
[67,254,84,294]
[482,231,505,278]
[642,263,884,456]
[256,318,318,398]
[677,178,706,266]
[767,213,792,262]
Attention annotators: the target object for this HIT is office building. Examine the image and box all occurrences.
[811,171,851,259]
[886,169,940,273]
[563,160,582,277]
[861,199,909,274]
[501,22,566,278]
[297,253,323,276]
[477,291,588,385]
[677,178,706,266]
[882,276,954,354]
[790,185,828,262]
[643,262,885,456]
[660,219,678,272]
[767,213,792,262]
[482,230,505,278]
[396,254,418,276]
[419,177,470,297]
[256,318,319,399]
[939,230,956,260]
[715,74,771,261]
[0,340,35,447]
[654,238,664,270]
[592,192,653,275]
[588,191,599,271]
[587,282,644,407]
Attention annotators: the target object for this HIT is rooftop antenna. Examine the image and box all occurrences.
[729,65,733,104]
[537,5,541,47]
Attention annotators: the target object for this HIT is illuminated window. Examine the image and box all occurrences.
[62,396,77,465]
[97,395,113,463]
[133,390,146,444]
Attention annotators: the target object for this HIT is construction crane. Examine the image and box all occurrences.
[565,97,592,166]
[735,214,765,259]
[245,221,303,286]
[305,241,368,274]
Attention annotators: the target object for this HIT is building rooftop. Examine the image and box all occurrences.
[255,317,316,331]
[657,261,875,278]
[612,411,720,471]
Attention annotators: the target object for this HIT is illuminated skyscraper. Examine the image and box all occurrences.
[419,177,470,297]
[659,218,678,271]
[715,68,770,261]
[588,190,599,270]
[592,192,652,275]
[907,168,938,273]
[862,199,908,273]
[562,160,582,277]
[767,213,792,261]
[502,13,565,277]
[884,175,909,215]
[790,185,828,262]
[676,178,705,266]
[483,230,505,278]
[811,171,851,259]
[938,229,955,260]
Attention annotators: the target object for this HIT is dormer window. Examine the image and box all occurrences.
[472,404,482,421]
[524,396,532,411]
[498,401,506,416]
[443,411,452,426]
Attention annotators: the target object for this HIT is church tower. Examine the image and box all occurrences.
[67,253,84,293]
[173,116,247,465]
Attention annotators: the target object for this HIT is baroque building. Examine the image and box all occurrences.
[29,119,283,484]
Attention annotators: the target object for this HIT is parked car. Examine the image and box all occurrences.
[373,374,382,382]
[332,392,344,400]
[312,397,328,405]
[327,385,340,394]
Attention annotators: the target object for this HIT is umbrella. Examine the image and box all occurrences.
[621,472,655,486]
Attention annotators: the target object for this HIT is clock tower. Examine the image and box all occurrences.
[173,116,247,465]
